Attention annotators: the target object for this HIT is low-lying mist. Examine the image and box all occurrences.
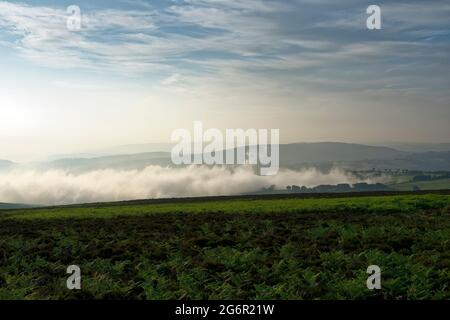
[0,165,382,206]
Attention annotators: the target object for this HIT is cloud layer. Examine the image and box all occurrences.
[0,0,448,94]
[0,165,371,206]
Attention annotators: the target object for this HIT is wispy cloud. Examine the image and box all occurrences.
[0,0,448,85]
[0,2,190,73]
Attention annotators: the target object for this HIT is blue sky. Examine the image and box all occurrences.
[0,0,449,160]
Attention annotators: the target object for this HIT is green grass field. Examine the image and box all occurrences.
[390,178,450,191]
[1,193,449,300]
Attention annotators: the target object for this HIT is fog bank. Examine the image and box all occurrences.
[0,165,376,206]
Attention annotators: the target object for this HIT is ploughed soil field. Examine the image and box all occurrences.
[0,192,449,300]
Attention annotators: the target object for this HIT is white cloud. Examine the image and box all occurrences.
[1,0,447,84]
[161,73,183,86]
[0,165,371,205]
[0,1,298,74]
[0,2,180,73]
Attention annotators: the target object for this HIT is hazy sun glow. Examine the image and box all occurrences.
[0,102,38,136]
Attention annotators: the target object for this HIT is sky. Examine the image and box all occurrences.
[0,0,449,161]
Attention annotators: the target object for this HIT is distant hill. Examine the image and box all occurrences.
[45,143,174,161]
[340,151,450,171]
[368,142,450,153]
[6,142,450,173]
[0,203,34,210]
[276,143,450,171]
[100,143,173,155]
[0,160,14,171]
[279,142,406,166]
[39,152,173,172]
[30,142,407,172]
